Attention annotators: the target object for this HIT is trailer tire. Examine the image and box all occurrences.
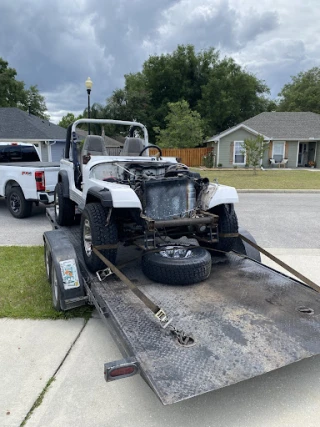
[6,186,33,218]
[51,263,62,311]
[81,203,118,272]
[142,246,211,285]
[202,204,238,254]
[44,241,52,283]
[54,182,75,226]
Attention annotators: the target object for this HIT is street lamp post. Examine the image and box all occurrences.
[85,77,93,135]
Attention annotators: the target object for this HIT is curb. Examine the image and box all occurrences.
[237,189,320,193]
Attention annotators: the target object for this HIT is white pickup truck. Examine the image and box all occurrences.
[0,142,59,218]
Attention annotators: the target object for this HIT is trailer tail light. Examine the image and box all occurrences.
[35,171,45,191]
[104,358,139,382]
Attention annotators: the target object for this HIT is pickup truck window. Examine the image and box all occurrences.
[0,145,40,162]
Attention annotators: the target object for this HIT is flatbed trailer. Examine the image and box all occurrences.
[44,207,320,405]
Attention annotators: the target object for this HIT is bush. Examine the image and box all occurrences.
[203,151,215,168]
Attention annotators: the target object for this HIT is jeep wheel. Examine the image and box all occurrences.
[203,204,238,254]
[7,186,33,218]
[54,182,75,226]
[81,203,118,272]
[142,246,211,285]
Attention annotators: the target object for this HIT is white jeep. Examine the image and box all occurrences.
[54,119,239,285]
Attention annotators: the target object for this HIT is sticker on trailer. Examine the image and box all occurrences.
[59,259,80,289]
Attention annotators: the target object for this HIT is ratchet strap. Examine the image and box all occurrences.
[92,246,195,346]
[92,247,168,323]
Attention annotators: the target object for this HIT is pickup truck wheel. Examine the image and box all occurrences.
[142,246,211,285]
[54,182,75,226]
[202,204,238,254]
[6,186,33,218]
[81,203,118,272]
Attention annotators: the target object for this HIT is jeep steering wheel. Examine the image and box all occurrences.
[139,145,162,157]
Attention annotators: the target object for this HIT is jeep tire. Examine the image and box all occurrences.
[81,203,118,272]
[204,204,239,254]
[54,182,75,226]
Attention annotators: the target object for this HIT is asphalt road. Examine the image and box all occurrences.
[236,193,320,249]
[0,193,319,248]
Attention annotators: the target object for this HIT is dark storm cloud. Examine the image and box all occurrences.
[0,0,315,121]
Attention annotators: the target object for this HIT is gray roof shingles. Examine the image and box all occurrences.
[211,112,320,140]
[0,108,67,140]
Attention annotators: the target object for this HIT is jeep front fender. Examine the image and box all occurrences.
[199,184,239,211]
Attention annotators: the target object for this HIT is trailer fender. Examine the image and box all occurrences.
[58,170,70,198]
[233,227,261,262]
[43,230,87,311]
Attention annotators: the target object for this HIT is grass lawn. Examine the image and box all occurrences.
[194,169,320,189]
[0,246,92,319]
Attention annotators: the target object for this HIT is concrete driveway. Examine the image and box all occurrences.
[0,197,51,245]
[1,194,320,426]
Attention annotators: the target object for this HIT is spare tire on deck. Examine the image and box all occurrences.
[142,246,212,285]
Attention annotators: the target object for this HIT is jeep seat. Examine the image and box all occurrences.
[121,137,147,156]
[82,135,109,157]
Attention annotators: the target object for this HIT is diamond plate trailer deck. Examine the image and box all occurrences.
[44,208,320,405]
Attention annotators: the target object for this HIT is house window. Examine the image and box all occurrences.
[272,142,285,162]
[234,141,246,164]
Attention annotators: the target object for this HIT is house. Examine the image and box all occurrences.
[0,108,125,160]
[207,112,320,168]
[0,107,68,161]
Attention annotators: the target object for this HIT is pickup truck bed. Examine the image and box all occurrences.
[45,208,320,405]
[0,162,60,167]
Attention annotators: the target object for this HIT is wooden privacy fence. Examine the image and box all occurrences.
[149,147,212,167]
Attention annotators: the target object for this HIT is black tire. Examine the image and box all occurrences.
[51,263,62,311]
[44,241,52,283]
[80,203,118,272]
[204,204,238,253]
[54,182,75,226]
[6,186,33,218]
[142,246,211,285]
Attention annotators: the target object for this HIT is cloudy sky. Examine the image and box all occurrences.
[0,0,319,123]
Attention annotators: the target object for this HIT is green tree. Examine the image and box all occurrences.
[58,113,78,128]
[277,67,320,113]
[0,57,25,107]
[198,58,270,136]
[242,134,269,174]
[105,45,271,141]
[154,100,203,148]
[20,85,49,119]
[0,57,48,119]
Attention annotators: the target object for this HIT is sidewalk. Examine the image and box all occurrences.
[1,250,320,427]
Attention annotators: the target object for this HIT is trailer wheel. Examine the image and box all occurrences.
[44,241,52,283]
[6,186,33,218]
[51,263,62,311]
[203,204,238,254]
[54,182,75,226]
[142,246,211,285]
[81,203,118,272]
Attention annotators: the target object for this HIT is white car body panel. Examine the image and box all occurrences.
[199,183,239,211]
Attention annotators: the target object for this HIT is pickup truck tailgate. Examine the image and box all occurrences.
[44,165,60,191]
